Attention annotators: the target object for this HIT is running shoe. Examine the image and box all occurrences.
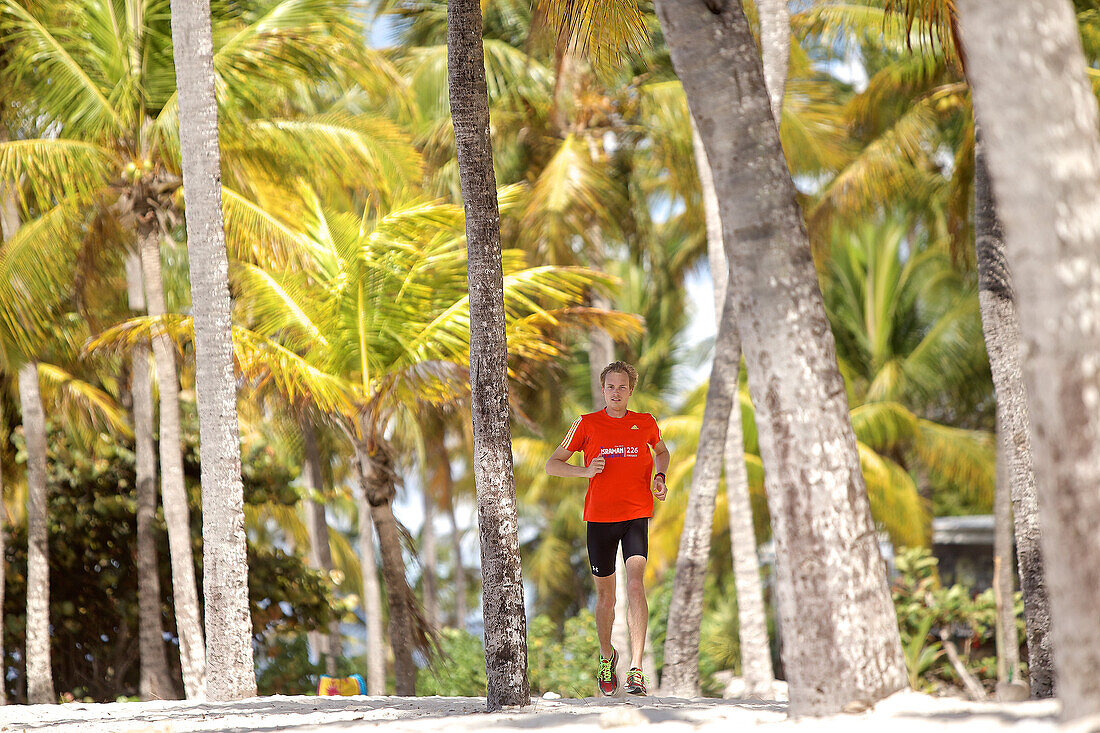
[624,667,648,695]
[596,649,618,696]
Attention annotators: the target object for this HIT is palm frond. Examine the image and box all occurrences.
[534,0,648,69]
[36,362,132,438]
[0,138,112,213]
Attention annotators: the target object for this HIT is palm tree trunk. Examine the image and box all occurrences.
[168,0,255,701]
[973,133,1052,699]
[1,159,16,706]
[356,437,416,694]
[19,362,54,704]
[655,1,907,715]
[660,284,740,697]
[992,434,1019,684]
[447,484,467,630]
[125,254,177,700]
[694,121,775,698]
[756,0,789,124]
[301,415,342,676]
[138,225,206,700]
[350,445,385,694]
[448,0,531,711]
[956,0,1100,719]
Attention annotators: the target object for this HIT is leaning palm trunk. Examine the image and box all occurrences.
[973,135,1052,699]
[448,0,531,711]
[357,437,419,694]
[301,416,343,676]
[1,174,15,706]
[956,0,1100,719]
[660,283,740,697]
[694,123,775,698]
[169,0,255,701]
[655,0,907,715]
[350,450,386,695]
[138,224,206,700]
[19,362,54,704]
[125,254,177,700]
[756,0,789,123]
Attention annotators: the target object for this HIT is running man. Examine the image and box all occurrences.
[544,361,670,696]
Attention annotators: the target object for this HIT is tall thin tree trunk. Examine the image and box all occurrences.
[420,416,445,630]
[351,447,385,695]
[448,0,530,711]
[448,488,467,630]
[357,437,417,695]
[973,133,1053,699]
[125,254,177,700]
[694,122,775,698]
[169,0,255,701]
[992,420,1019,685]
[655,1,907,715]
[138,226,206,700]
[756,0,789,124]
[19,362,54,704]
[1,162,17,706]
[956,0,1100,720]
[660,284,739,697]
[301,415,342,676]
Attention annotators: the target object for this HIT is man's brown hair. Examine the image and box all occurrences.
[600,361,638,390]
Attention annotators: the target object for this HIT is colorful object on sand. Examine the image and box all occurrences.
[318,674,367,696]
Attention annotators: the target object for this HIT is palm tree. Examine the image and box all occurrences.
[447,0,531,710]
[653,1,908,714]
[124,255,177,699]
[955,0,1100,721]
[167,0,255,700]
[0,0,415,697]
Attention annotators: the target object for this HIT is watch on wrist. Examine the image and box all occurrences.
[654,472,665,482]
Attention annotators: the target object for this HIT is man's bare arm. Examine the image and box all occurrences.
[652,440,670,501]
[545,445,604,478]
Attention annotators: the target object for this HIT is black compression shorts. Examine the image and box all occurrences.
[586,518,649,577]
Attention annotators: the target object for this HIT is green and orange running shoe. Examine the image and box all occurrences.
[624,667,648,695]
[596,649,618,696]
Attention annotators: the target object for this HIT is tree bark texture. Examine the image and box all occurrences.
[351,449,386,695]
[125,254,177,700]
[957,0,1100,719]
[756,0,790,124]
[139,225,207,699]
[448,0,531,711]
[695,121,776,697]
[358,439,417,695]
[301,416,342,676]
[448,486,467,630]
[169,0,255,701]
[1,171,15,706]
[655,0,908,715]
[660,283,740,697]
[19,363,54,704]
[973,133,1053,699]
[421,485,440,631]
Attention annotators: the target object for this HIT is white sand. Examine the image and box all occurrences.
[0,690,1063,733]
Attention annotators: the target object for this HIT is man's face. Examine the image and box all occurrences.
[602,371,633,411]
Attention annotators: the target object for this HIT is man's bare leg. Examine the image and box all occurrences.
[594,572,617,659]
[625,555,648,669]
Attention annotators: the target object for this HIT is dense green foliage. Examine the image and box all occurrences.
[892,547,1023,693]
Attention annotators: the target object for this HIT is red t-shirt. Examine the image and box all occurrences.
[560,409,662,522]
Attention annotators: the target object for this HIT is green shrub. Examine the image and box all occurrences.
[417,628,488,696]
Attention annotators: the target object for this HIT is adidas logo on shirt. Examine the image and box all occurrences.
[631,425,639,430]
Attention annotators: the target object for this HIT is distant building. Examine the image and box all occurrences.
[932,515,998,591]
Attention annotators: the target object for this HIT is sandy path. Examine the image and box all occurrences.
[0,691,1061,733]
